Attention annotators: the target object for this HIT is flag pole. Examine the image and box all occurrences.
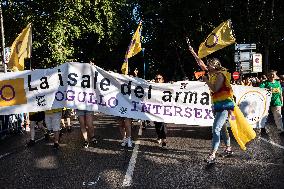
[29,23,32,70]
[0,4,7,73]
[142,48,145,79]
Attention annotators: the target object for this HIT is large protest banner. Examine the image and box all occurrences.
[0,62,270,127]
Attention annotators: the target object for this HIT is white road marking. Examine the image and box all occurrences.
[259,137,284,150]
[82,176,100,188]
[122,140,140,187]
[122,122,143,187]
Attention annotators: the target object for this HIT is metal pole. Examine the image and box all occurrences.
[0,3,7,73]
[142,48,145,79]
[30,23,32,70]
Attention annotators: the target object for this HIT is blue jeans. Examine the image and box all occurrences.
[212,110,230,151]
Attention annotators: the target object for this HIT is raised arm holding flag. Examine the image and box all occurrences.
[187,20,255,164]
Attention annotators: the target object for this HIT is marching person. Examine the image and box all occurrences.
[189,46,234,163]
[154,74,168,148]
[77,110,97,148]
[259,70,284,135]
[45,108,62,149]
[118,117,133,148]
[27,111,49,146]
[61,108,72,132]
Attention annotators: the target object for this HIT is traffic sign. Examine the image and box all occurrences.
[234,52,252,62]
[252,53,262,73]
[235,43,256,51]
[232,71,240,80]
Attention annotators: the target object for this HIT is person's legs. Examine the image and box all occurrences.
[124,118,131,138]
[220,121,230,145]
[271,106,284,132]
[154,122,162,141]
[51,112,62,147]
[211,110,229,157]
[30,121,36,141]
[124,118,132,147]
[64,109,72,131]
[45,114,53,133]
[85,113,94,140]
[27,121,37,146]
[118,118,127,146]
[66,117,71,129]
[118,119,125,138]
[220,122,232,153]
[154,122,165,143]
[160,123,166,139]
[154,122,166,147]
[160,123,167,147]
[61,119,66,128]
[79,115,88,142]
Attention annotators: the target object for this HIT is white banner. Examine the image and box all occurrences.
[0,62,271,127]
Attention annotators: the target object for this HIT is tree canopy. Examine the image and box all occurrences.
[1,0,283,79]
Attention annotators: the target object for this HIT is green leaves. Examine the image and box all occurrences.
[2,0,283,76]
[2,0,132,68]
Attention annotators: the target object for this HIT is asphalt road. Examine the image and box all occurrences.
[0,114,284,189]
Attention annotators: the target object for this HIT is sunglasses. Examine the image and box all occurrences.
[155,77,163,80]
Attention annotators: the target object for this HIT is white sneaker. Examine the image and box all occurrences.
[127,137,133,148]
[121,138,127,147]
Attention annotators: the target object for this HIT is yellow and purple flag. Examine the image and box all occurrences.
[198,20,235,59]
[0,78,27,107]
[8,23,32,71]
[121,21,142,75]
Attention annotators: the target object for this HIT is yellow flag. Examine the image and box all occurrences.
[0,78,27,107]
[198,20,235,58]
[126,22,142,59]
[121,22,142,75]
[228,105,256,150]
[121,60,128,75]
[8,23,32,71]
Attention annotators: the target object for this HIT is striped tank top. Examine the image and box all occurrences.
[209,71,234,112]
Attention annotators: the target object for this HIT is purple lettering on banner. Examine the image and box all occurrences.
[88,93,98,104]
[204,109,213,119]
[141,103,151,113]
[98,95,106,106]
[153,104,162,115]
[184,107,192,118]
[163,106,172,116]
[78,92,87,102]
[66,90,75,101]
[174,106,183,117]
[55,91,64,101]
[108,97,118,108]
[131,101,139,111]
[194,108,202,118]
